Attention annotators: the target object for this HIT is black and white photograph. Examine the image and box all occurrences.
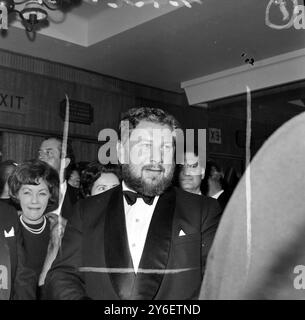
[1,0,305,305]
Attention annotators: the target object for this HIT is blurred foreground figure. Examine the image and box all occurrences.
[200,111,305,299]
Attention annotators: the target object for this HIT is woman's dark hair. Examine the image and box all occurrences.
[201,160,225,195]
[224,167,240,193]
[8,159,59,213]
[80,162,121,197]
[65,162,81,181]
[0,160,18,196]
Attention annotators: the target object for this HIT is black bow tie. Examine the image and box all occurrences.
[123,191,154,206]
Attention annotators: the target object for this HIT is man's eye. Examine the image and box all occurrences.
[141,143,151,148]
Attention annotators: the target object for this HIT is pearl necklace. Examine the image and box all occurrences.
[20,215,47,235]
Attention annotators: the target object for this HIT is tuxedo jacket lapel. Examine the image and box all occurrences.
[132,188,176,300]
[104,186,135,299]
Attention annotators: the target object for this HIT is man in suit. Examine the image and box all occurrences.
[0,201,37,299]
[44,107,221,300]
[38,137,79,220]
[179,150,205,196]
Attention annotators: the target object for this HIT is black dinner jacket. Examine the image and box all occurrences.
[217,190,232,213]
[61,184,79,220]
[0,201,37,300]
[44,185,221,300]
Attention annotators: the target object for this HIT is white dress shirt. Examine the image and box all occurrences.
[122,181,159,273]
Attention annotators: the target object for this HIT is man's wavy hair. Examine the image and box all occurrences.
[119,107,181,142]
[8,159,59,213]
[41,136,75,165]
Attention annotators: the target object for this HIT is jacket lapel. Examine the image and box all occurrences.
[104,186,135,299]
[132,187,176,300]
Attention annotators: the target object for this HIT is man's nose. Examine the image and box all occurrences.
[183,166,193,176]
[150,146,163,164]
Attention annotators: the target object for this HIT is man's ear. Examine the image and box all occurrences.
[201,168,205,180]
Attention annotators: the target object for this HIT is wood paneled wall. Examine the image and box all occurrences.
[0,49,207,163]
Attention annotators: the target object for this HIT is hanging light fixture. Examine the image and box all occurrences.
[0,0,79,33]
[20,0,48,27]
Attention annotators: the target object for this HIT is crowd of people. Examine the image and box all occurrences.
[0,107,239,300]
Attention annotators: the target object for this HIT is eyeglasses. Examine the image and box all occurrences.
[180,161,203,175]
[184,162,199,169]
[38,149,56,160]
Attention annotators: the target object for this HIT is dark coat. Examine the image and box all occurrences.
[44,185,221,300]
[0,201,37,300]
[61,184,79,220]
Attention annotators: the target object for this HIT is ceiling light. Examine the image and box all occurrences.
[21,0,48,24]
[107,1,119,7]
[169,0,179,6]
[1,0,79,34]
[181,0,191,8]
[153,1,159,8]
[105,0,202,8]
[134,1,144,7]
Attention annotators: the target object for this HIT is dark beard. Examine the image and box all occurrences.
[122,164,175,197]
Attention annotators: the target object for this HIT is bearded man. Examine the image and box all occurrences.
[44,107,221,300]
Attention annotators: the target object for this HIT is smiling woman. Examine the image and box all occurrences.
[7,160,65,297]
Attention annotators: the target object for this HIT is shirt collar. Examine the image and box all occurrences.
[122,181,159,206]
[211,189,224,199]
[122,181,135,193]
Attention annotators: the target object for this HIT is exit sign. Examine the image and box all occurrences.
[0,89,26,114]
[209,128,222,144]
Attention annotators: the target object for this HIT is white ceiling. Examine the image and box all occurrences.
[1,0,305,92]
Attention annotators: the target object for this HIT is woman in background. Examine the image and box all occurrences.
[80,162,120,197]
